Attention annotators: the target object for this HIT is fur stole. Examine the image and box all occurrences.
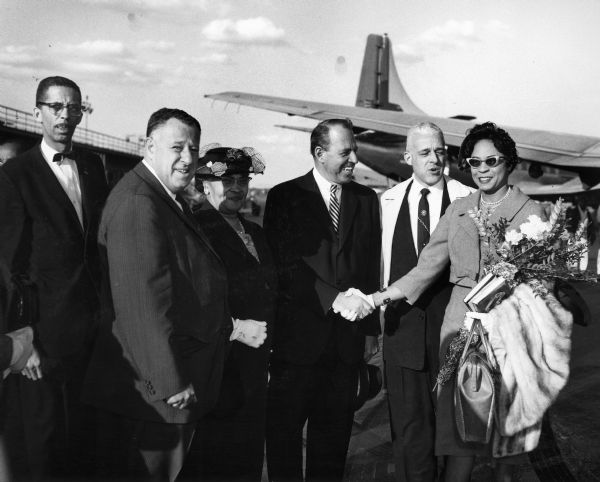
[486,283,573,456]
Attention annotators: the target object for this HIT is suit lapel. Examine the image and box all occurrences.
[297,172,332,232]
[211,210,257,264]
[33,146,83,234]
[338,183,358,252]
[134,164,222,261]
[455,194,481,274]
[75,154,91,229]
[489,186,529,225]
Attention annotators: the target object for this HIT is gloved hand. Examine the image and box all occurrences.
[230,318,267,348]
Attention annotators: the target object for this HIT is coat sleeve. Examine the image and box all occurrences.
[103,193,187,401]
[358,191,382,335]
[0,170,28,329]
[263,185,340,315]
[389,201,454,305]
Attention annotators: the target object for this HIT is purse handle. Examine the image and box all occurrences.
[459,318,498,371]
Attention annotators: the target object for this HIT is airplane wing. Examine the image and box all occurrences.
[205,91,600,170]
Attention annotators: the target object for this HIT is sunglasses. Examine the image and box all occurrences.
[465,155,505,168]
[37,102,86,117]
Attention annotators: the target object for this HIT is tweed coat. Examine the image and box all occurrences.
[389,186,546,455]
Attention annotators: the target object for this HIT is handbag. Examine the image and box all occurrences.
[454,318,498,444]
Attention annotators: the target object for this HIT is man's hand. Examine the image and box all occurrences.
[166,384,196,410]
[230,319,267,348]
[364,335,380,361]
[21,346,42,381]
[332,291,374,321]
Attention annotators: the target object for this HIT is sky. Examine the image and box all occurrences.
[1,0,600,187]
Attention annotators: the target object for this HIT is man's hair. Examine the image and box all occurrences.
[36,76,81,103]
[458,121,520,173]
[406,122,445,151]
[310,118,354,158]
[146,108,201,137]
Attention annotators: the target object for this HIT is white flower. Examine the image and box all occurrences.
[504,230,524,245]
[519,215,550,241]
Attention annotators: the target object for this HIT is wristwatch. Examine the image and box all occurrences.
[378,287,391,306]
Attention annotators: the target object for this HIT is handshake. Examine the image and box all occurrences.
[332,288,375,321]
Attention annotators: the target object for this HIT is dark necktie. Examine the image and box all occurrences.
[329,184,340,233]
[52,151,74,163]
[417,188,430,254]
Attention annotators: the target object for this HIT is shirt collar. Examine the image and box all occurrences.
[40,138,73,164]
[142,159,178,202]
[312,167,341,191]
[410,174,444,194]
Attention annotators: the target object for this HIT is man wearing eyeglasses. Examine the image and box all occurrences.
[0,76,108,480]
[379,122,473,482]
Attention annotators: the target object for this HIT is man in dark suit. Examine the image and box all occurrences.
[0,76,108,479]
[82,108,233,481]
[264,119,381,482]
[379,122,472,481]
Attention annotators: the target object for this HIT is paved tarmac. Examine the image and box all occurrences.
[343,281,600,481]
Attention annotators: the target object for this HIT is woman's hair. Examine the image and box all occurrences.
[458,122,520,173]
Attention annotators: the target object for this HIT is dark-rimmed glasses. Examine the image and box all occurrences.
[465,155,505,168]
[37,102,85,117]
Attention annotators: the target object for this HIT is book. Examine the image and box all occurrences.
[464,273,511,313]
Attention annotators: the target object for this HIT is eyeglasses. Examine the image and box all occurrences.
[464,155,505,168]
[37,102,86,117]
[221,176,251,188]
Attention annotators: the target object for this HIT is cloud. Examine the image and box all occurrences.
[192,53,233,64]
[82,0,210,13]
[81,0,226,24]
[0,39,185,85]
[202,17,286,46]
[392,44,424,64]
[57,40,129,57]
[394,19,511,64]
[256,132,297,145]
[137,40,176,52]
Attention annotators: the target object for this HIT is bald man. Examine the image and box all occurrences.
[380,123,473,481]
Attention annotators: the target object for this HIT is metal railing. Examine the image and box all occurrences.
[0,104,144,156]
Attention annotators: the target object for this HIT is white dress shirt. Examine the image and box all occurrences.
[407,175,445,255]
[312,168,341,210]
[40,139,83,227]
[142,159,182,210]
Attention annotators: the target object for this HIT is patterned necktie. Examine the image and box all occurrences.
[329,184,340,233]
[417,188,430,254]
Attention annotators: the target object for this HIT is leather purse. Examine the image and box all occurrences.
[454,318,498,444]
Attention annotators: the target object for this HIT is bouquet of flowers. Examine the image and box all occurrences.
[436,198,596,388]
[471,198,596,296]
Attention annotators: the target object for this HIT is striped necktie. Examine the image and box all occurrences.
[329,184,340,233]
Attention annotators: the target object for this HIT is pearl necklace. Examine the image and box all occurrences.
[480,186,511,207]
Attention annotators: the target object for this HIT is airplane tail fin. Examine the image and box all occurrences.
[355,34,425,114]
